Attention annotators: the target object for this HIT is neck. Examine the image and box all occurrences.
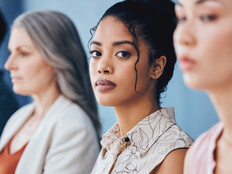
[208,83,232,142]
[114,95,159,137]
[32,84,61,119]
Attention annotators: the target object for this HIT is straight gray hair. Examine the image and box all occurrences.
[12,10,101,140]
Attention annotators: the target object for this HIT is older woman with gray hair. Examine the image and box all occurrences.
[0,10,100,174]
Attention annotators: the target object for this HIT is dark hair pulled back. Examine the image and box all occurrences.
[92,0,176,105]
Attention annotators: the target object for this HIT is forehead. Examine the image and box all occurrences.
[176,0,225,7]
[93,16,133,41]
[9,27,33,47]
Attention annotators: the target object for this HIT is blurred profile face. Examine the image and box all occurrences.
[174,0,232,91]
[5,27,56,96]
[89,16,155,106]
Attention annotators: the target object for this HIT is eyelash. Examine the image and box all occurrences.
[176,14,217,24]
[90,50,131,59]
[200,14,217,21]
[115,51,131,59]
[20,52,29,57]
[176,16,186,23]
[90,50,102,58]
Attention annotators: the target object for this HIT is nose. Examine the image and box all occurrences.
[4,54,17,71]
[97,58,113,74]
[174,20,196,47]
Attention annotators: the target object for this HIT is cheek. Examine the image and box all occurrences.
[117,63,136,85]
[27,60,54,87]
[173,28,179,49]
[216,31,232,59]
[119,73,135,90]
[173,26,183,55]
[36,64,53,79]
[135,62,151,85]
[200,28,232,71]
[89,62,97,83]
[22,64,39,81]
[201,25,232,55]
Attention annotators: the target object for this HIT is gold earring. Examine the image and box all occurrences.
[152,63,156,74]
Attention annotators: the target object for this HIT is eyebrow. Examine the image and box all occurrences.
[112,40,134,46]
[176,1,183,6]
[176,0,221,6]
[90,41,101,46]
[8,45,30,51]
[91,40,134,47]
[196,0,219,5]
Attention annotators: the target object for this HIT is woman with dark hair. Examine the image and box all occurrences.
[0,10,100,174]
[89,0,193,173]
[174,0,232,173]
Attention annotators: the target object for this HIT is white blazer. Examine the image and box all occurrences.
[0,95,99,174]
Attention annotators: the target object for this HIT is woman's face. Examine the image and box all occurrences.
[5,27,56,96]
[89,16,155,107]
[174,0,232,91]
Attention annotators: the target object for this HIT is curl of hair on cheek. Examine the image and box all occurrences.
[127,24,142,95]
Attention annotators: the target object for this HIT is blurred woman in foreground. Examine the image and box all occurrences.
[174,0,232,173]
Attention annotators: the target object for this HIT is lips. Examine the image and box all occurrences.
[11,76,22,83]
[179,55,196,71]
[95,79,116,91]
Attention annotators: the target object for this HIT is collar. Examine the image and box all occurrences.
[101,107,176,157]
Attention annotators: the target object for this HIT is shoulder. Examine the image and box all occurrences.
[190,122,223,157]
[11,103,33,115]
[181,122,223,174]
[157,124,194,149]
[0,103,33,142]
[192,122,222,149]
[147,124,193,172]
[186,122,223,167]
[3,103,33,128]
[47,96,97,143]
[154,107,193,148]
[51,96,94,130]
[153,148,187,174]
[135,123,193,173]
[32,97,99,164]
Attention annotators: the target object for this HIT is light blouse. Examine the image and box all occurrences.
[91,107,193,174]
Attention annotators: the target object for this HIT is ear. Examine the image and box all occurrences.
[150,56,167,80]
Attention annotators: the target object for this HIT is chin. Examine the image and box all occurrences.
[183,77,208,91]
[185,82,201,90]
[13,87,30,96]
[96,95,118,106]
[97,99,114,106]
[94,92,117,106]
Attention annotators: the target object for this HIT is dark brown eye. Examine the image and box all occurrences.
[116,51,131,58]
[177,16,186,23]
[200,15,217,22]
[90,50,102,58]
[20,51,29,57]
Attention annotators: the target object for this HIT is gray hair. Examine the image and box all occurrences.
[12,10,101,139]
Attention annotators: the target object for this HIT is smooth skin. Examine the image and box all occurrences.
[174,0,232,173]
[5,27,60,154]
[153,149,187,174]
[90,16,187,174]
